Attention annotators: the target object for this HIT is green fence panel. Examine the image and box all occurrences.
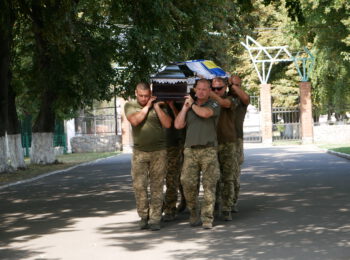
[20,117,67,156]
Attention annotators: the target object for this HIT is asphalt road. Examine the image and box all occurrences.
[1,144,349,260]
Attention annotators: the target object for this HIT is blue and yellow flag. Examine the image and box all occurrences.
[178,59,228,79]
[201,60,227,77]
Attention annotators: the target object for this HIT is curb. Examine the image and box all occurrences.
[325,149,350,160]
[0,155,118,191]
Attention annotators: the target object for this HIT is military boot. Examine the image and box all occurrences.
[139,218,148,230]
[189,209,201,227]
[202,222,213,229]
[222,211,232,221]
[231,203,238,213]
[176,199,187,213]
[149,222,161,231]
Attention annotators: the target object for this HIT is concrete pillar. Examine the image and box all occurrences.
[120,98,133,153]
[260,83,273,144]
[299,82,313,144]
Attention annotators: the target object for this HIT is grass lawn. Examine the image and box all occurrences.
[272,141,350,155]
[0,151,120,185]
[317,144,350,155]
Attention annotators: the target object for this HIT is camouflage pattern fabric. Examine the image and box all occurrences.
[237,138,244,165]
[131,149,167,224]
[217,142,240,211]
[181,147,220,224]
[164,145,184,216]
[233,140,242,205]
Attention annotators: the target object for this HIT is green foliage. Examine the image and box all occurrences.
[233,0,297,99]
[10,0,256,108]
[191,1,256,70]
[236,0,350,116]
[293,1,350,116]
[6,0,350,124]
[112,0,256,98]
[12,0,119,122]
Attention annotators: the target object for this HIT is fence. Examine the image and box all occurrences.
[21,116,67,157]
[71,105,122,153]
[312,105,350,144]
[313,105,350,126]
[272,107,301,141]
[75,106,121,136]
[243,96,262,142]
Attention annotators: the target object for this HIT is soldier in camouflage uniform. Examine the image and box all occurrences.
[175,79,220,229]
[124,82,172,231]
[210,77,240,221]
[229,75,250,213]
[163,101,186,221]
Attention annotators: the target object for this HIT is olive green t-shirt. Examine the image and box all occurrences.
[235,101,248,139]
[124,101,167,152]
[216,95,239,144]
[184,99,220,148]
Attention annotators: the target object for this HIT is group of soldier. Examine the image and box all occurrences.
[124,75,249,230]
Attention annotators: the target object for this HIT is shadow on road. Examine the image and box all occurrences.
[0,154,134,259]
[1,147,349,259]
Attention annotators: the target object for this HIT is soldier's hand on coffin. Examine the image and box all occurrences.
[184,95,193,109]
[154,100,165,107]
[189,88,197,101]
[166,100,174,107]
[146,96,157,108]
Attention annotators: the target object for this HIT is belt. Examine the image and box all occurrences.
[190,145,212,149]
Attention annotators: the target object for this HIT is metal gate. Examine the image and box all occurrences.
[243,96,301,142]
[243,96,262,142]
[272,107,301,141]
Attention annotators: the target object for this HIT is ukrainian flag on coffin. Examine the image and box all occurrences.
[179,59,228,79]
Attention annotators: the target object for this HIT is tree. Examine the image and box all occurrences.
[1,0,266,170]
[113,0,256,98]
[261,0,350,119]
[302,1,350,120]
[12,0,119,164]
[0,0,25,172]
[232,0,300,103]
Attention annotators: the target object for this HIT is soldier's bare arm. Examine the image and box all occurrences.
[209,91,232,108]
[191,104,214,118]
[127,97,155,126]
[154,101,172,128]
[174,96,191,129]
[166,101,179,117]
[231,84,250,105]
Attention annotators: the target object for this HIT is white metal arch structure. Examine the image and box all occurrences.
[241,36,293,84]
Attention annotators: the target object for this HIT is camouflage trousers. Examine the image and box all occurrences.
[164,146,184,215]
[181,147,220,224]
[233,138,244,204]
[131,149,167,224]
[237,138,244,165]
[217,142,240,211]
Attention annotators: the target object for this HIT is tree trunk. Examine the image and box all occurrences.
[6,134,25,169]
[31,96,56,164]
[30,132,55,164]
[7,71,25,169]
[0,56,7,172]
[0,136,7,172]
[0,19,9,173]
[30,3,57,164]
[0,0,17,172]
